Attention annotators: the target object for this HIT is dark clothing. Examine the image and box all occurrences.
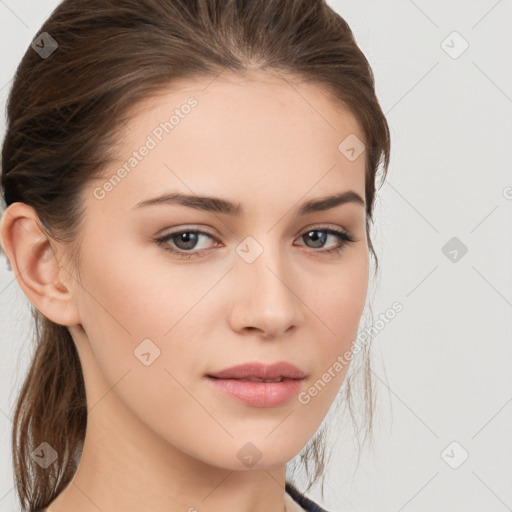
[285,481,331,512]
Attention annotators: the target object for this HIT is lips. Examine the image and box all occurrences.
[206,361,306,407]
[207,361,306,381]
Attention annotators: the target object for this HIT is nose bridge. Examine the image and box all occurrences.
[229,233,302,336]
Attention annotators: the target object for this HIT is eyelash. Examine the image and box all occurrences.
[154,226,357,260]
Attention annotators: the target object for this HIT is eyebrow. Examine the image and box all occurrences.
[133,190,365,215]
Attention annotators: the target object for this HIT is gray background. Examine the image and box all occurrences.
[1,1,511,511]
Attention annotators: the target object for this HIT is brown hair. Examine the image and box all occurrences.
[0,0,390,510]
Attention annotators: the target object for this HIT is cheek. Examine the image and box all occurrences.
[78,231,199,333]
[74,241,196,382]
[73,246,213,437]
[315,250,369,342]
[304,250,368,396]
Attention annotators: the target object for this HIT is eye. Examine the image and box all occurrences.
[155,229,219,259]
[294,227,357,256]
[155,226,357,259]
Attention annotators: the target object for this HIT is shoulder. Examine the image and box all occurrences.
[285,481,333,512]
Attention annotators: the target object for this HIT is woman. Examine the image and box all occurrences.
[0,0,390,510]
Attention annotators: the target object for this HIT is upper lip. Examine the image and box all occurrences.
[207,361,306,380]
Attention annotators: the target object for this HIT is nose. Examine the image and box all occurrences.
[227,238,304,339]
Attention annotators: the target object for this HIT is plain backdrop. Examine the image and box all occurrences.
[1,1,511,511]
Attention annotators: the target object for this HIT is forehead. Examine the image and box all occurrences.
[88,70,366,215]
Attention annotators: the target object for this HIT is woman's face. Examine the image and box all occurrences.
[67,70,369,470]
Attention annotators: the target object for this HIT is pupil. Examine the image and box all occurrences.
[175,232,197,250]
[307,230,326,248]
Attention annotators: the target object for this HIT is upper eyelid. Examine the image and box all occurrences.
[159,224,349,239]
[158,225,352,246]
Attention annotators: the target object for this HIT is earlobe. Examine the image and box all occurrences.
[0,202,82,327]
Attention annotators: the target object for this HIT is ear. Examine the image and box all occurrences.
[0,202,82,326]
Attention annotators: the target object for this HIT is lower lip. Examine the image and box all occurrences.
[206,377,304,407]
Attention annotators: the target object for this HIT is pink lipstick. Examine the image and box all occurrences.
[206,361,306,408]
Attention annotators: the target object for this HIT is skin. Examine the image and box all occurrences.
[0,70,369,512]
